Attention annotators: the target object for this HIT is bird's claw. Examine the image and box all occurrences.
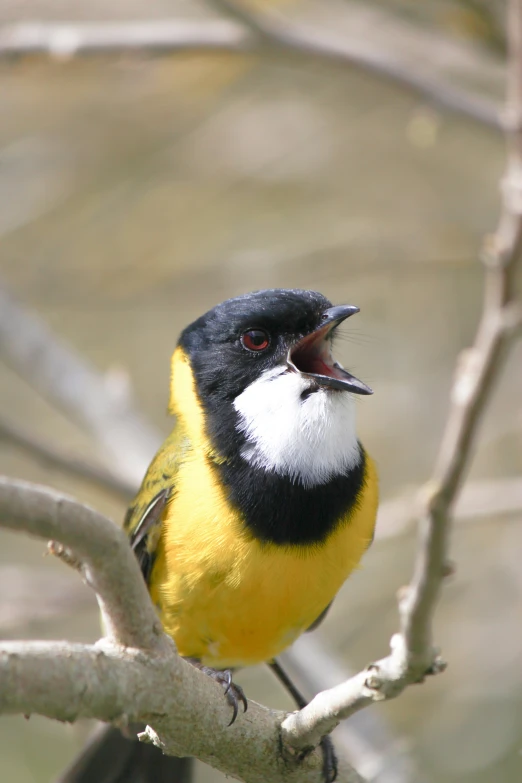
[199,666,248,726]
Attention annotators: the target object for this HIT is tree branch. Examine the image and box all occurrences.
[0,476,164,652]
[0,19,254,57]
[280,638,418,783]
[0,476,366,783]
[0,8,502,129]
[400,0,522,667]
[211,0,503,126]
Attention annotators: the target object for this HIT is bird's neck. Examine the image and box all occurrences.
[169,347,369,546]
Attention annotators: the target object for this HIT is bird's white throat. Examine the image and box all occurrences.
[233,367,360,487]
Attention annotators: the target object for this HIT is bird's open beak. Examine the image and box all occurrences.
[287,305,373,395]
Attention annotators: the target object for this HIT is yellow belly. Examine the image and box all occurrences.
[150,446,378,668]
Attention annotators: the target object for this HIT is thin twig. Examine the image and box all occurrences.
[0,19,253,57]
[0,12,502,128]
[400,0,522,667]
[210,0,502,126]
[280,637,419,783]
[0,415,135,499]
[375,476,522,540]
[282,0,522,751]
[0,286,161,485]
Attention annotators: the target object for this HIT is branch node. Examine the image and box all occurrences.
[396,584,411,604]
[441,560,456,578]
[416,480,442,514]
[47,540,83,573]
[138,725,162,749]
[389,633,405,656]
[425,656,448,677]
[364,668,385,694]
[451,348,482,407]
[501,165,522,215]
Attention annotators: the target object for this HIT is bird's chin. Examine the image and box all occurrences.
[287,325,372,395]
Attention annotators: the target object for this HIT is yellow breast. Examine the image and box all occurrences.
[150,448,377,667]
[148,347,378,667]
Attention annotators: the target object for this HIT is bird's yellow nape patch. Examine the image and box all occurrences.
[169,347,203,429]
[169,346,227,464]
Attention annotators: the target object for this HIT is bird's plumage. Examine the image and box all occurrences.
[62,288,378,783]
[123,289,378,668]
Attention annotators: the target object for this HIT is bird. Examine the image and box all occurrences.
[58,288,378,783]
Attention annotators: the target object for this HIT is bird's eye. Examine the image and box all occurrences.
[241,329,270,352]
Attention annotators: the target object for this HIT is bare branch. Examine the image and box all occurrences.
[0,286,161,485]
[210,0,502,126]
[0,10,502,129]
[375,476,522,540]
[0,476,366,783]
[0,637,367,783]
[0,415,135,499]
[0,19,253,57]
[281,638,418,783]
[0,476,164,652]
[400,0,522,667]
[282,0,522,752]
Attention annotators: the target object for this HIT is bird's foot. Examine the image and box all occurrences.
[189,661,248,726]
[319,735,338,783]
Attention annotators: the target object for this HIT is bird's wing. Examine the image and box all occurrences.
[125,488,170,583]
[123,426,189,584]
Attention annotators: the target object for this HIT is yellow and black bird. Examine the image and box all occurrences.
[59,288,378,783]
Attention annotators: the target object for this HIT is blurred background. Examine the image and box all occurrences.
[1,1,521,782]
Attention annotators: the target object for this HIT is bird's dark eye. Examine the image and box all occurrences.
[241,329,270,352]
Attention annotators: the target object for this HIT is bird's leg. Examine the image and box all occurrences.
[269,659,338,783]
[185,659,248,726]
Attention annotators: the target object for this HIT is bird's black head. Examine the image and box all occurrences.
[179,288,371,405]
[174,288,372,483]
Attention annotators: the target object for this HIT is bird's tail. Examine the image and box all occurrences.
[56,723,193,783]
